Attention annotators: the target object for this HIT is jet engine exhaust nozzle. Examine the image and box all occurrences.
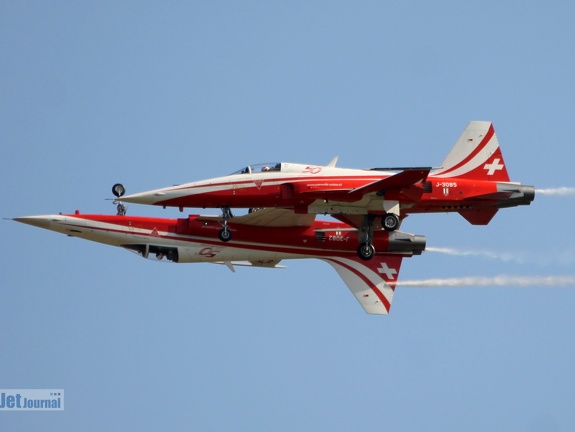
[387,232,426,256]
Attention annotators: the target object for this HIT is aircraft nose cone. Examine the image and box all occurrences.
[13,215,57,229]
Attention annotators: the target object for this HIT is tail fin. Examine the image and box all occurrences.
[322,255,404,314]
[434,121,510,182]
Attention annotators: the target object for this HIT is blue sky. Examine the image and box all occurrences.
[2,1,575,430]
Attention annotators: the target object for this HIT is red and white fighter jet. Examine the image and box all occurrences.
[14,208,425,315]
[119,121,534,256]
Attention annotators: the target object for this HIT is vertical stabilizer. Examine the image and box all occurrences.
[434,121,510,182]
[322,255,404,314]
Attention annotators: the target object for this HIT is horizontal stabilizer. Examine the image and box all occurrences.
[458,208,498,225]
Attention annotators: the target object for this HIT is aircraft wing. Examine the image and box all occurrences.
[197,208,316,227]
[295,168,430,202]
[348,168,430,198]
[213,260,286,272]
[322,255,404,314]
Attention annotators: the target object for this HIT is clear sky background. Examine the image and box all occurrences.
[2,1,575,431]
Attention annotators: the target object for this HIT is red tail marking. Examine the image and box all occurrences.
[439,124,495,177]
[325,258,392,312]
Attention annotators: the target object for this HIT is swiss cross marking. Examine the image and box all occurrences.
[484,158,504,176]
[377,262,397,279]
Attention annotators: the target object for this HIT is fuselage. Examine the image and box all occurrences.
[14,211,425,264]
[120,163,535,218]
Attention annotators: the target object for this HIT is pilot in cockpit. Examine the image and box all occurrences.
[261,164,280,172]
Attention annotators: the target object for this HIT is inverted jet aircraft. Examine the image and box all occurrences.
[13,208,425,315]
[120,121,534,255]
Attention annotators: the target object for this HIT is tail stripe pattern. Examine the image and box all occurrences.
[434,121,510,182]
[436,124,495,177]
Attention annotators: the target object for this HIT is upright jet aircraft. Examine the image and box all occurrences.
[120,121,534,258]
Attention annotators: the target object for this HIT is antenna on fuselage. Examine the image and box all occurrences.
[327,156,339,167]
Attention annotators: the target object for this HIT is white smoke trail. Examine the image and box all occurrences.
[427,246,575,267]
[535,187,575,196]
[397,275,575,288]
[426,246,524,263]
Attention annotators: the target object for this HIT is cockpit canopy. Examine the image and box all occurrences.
[231,163,282,175]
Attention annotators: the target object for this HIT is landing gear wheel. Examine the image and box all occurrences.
[382,213,399,231]
[357,243,375,261]
[219,207,233,242]
[219,228,232,242]
[112,183,126,198]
